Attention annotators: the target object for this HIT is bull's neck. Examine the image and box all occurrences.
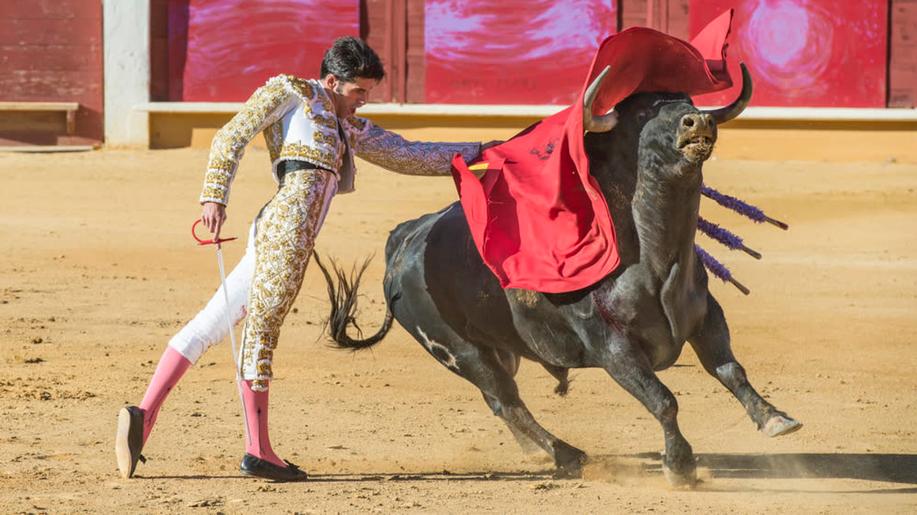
[632,166,702,279]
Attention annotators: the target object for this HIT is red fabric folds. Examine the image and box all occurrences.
[451,10,737,293]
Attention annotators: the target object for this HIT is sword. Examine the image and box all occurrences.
[192,220,250,444]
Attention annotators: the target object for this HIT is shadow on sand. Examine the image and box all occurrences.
[140,471,555,483]
[627,451,917,489]
[140,453,917,491]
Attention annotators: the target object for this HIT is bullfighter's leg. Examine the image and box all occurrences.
[688,294,801,437]
[408,325,587,478]
[115,225,257,479]
[237,168,337,470]
[600,336,696,486]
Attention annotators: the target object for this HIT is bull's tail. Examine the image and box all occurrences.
[312,251,395,350]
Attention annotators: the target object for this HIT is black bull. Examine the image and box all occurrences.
[315,65,801,486]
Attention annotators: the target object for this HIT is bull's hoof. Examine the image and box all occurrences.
[762,414,802,437]
[662,462,697,488]
[553,442,587,479]
[553,460,585,480]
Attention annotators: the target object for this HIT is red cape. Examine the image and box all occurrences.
[451,10,736,293]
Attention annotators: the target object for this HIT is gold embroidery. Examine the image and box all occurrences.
[316,91,335,115]
[201,75,294,204]
[278,74,315,103]
[313,129,338,147]
[313,113,338,131]
[209,159,235,172]
[200,183,227,203]
[240,170,334,390]
[263,121,284,163]
[278,143,337,170]
[285,76,315,100]
[346,116,368,131]
[354,123,482,176]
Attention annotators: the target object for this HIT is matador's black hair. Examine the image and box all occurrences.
[320,36,385,83]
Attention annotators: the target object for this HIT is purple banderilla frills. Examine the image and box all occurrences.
[701,185,789,230]
[695,245,750,295]
[697,216,762,259]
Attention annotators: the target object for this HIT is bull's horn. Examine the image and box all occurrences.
[703,62,753,124]
[583,65,618,133]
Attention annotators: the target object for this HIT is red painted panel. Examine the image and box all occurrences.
[889,0,917,107]
[0,0,103,143]
[689,0,888,107]
[423,0,617,105]
[171,0,359,102]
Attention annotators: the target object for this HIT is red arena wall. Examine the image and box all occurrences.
[690,0,889,108]
[0,0,103,144]
[154,0,359,102]
[150,0,913,108]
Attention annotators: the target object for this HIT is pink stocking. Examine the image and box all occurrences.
[138,347,192,445]
[240,380,284,467]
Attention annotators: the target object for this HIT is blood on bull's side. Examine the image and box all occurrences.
[314,64,801,487]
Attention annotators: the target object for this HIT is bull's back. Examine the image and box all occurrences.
[383,203,528,353]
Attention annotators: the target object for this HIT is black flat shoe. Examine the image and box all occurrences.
[239,453,308,482]
[115,406,146,478]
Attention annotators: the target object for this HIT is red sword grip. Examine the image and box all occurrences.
[192,219,237,246]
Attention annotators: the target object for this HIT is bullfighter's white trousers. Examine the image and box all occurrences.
[168,169,337,390]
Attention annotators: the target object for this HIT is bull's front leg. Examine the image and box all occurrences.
[601,335,697,487]
[689,294,801,437]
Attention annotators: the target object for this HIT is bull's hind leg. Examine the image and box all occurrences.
[541,363,570,396]
[410,326,586,478]
[485,350,540,455]
[689,295,801,437]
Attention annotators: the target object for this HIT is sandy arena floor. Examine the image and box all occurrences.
[1,145,915,513]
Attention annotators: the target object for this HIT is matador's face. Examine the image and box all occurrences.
[322,74,378,118]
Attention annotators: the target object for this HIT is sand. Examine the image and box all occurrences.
[0,145,915,513]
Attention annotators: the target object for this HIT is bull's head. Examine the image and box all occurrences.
[584,64,753,169]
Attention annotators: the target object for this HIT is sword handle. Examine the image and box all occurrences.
[192,219,237,246]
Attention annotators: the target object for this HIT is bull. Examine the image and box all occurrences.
[315,65,801,486]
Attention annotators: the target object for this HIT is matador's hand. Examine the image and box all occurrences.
[201,202,227,240]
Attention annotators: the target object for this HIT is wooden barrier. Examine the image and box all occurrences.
[0,101,80,135]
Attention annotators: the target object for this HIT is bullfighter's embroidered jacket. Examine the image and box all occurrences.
[200,74,481,205]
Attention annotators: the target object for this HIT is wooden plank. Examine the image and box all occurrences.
[667,0,690,39]
[621,0,687,35]
[391,0,408,102]
[621,0,649,29]
[0,0,101,20]
[406,0,425,103]
[0,46,99,72]
[150,0,172,101]
[0,110,66,132]
[0,19,102,46]
[889,0,917,107]
[362,0,390,102]
[0,145,95,153]
[0,70,103,100]
[0,102,79,111]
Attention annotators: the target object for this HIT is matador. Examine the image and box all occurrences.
[115,37,486,481]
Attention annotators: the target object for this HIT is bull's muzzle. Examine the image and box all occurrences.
[676,113,715,162]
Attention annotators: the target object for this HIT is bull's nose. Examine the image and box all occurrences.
[680,113,711,130]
